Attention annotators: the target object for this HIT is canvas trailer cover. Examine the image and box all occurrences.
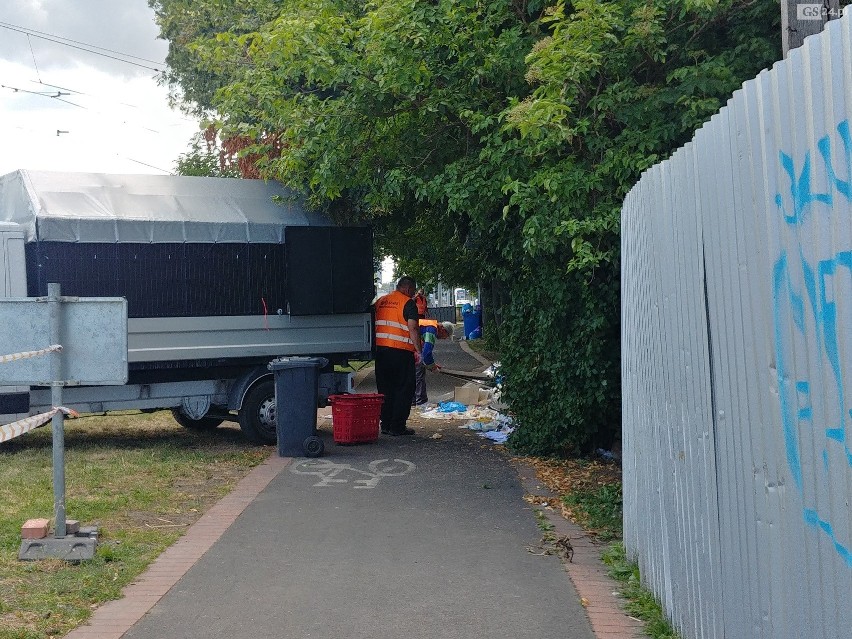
[0,170,375,374]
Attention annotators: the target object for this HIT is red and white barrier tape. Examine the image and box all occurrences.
[0,407,78,443]
[0,344,63,364]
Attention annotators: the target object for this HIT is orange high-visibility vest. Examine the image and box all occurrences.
[375,290,416,351]
[414,293,428,317]
[419,318,438,332]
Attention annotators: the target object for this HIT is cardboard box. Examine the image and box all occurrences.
[453,386,491,406]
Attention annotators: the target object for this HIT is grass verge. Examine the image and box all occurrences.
[602,544,681,639]
[461,336,501,363]
[334,360,373,373]
[0,411,267,639]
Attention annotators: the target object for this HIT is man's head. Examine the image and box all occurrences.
[438,321,454,339]
[396,276,416,297]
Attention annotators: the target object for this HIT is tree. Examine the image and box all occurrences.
[154,0,781,455]
[174,126,242,177]
[495,0,780,453]
[149,0,281,114]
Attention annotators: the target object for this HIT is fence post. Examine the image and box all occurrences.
[782,0,842,57]
[47,282,66,538]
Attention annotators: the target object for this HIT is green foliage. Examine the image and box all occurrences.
[148,0,281,114]
[174,131,241,177]
[153,0,781,455]
[497,0,779,454]
[561,481,623,541]
[533,509,555,533]
[603,543,683,639]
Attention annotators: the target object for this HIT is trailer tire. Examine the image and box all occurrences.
[238,379,277,445]
[170,409,224,431]
[303,436,324,458]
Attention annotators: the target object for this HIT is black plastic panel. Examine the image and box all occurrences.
[0,392,29,414]
[25,227,373,319]
[285,227,334,315]
[26,242,288,318]
[285,227,374,316]
[331,226,375,314]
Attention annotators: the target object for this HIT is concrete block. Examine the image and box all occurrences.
[64,520,80,534]
[19,537,97,562]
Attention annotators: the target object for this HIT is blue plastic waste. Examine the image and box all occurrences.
[596,448,617,462]
[463,304,482,340]
[437,401,468,413]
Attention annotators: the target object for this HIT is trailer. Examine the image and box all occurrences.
[0,170,375,444]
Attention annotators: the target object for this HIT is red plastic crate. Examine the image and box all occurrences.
[329,393,384,444]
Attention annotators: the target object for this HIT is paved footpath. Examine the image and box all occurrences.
[64,339,643,639]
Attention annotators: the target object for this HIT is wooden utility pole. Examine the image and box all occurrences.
[782,0,843,57]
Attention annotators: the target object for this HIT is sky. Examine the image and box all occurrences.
[0,1,200,177]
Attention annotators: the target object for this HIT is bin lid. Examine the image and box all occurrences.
[268,356,329,370]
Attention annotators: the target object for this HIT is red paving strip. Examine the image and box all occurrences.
[63,453,290,639]
[515,463,647,639]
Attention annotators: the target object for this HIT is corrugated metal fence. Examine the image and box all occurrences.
[621,15,852,639]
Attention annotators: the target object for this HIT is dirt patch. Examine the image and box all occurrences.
[516,456,621,493]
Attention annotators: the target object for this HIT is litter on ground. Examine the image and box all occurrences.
[460,412,515,443]
[419,404,498,421]
[417,402,515,444]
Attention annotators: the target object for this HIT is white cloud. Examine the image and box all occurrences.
[0,1,200,176]
[0,0,167,75]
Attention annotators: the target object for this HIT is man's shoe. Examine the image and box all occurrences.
[382,427,415,436]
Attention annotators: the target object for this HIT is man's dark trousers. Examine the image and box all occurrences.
[374,346,415,433]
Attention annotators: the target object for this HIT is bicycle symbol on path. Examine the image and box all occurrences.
[290,458,416,489]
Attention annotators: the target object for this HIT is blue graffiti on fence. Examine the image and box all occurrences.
[773,119,852,567]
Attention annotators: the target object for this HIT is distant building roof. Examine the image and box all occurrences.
[0,170,331,243]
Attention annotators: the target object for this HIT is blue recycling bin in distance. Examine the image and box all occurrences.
[462,304,482,340]
[268,356,328,457]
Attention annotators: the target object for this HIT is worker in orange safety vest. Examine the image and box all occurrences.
[373,276,422,436]
[412,318,453,406]
[413,289,428,319]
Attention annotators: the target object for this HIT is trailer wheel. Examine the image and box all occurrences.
[303,436,324,458]
[170,409,224,431]
[238,380,277,445]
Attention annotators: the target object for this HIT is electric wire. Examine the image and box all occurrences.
[0,21,166,65]
[126,157,172,173]
[0,83,68,98]
[27,34,42,83]
[0,22,163,72]
[0,20,195,174]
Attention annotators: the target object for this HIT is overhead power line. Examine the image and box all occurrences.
[27,35,42,83]
[0,21,164,72]
[1,83,70,99]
